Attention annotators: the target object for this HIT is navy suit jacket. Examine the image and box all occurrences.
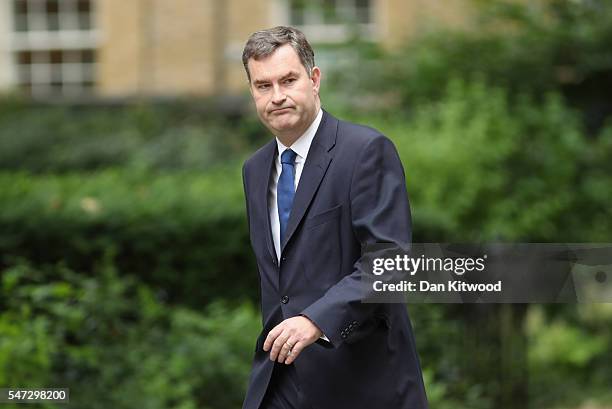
[241,110,428,409]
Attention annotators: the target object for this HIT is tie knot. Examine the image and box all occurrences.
[281,149,297,165]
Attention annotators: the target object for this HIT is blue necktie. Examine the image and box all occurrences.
[278,149,297,244]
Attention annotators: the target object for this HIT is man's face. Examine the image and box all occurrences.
[247,44,321,141]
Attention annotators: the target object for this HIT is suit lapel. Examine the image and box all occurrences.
[256,140,278,264]
[281,110,338,253]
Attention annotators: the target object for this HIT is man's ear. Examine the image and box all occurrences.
[310,66,321,94]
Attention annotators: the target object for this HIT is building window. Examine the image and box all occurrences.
[16,49,95,96]
[288,0,375,42]
[11,0,97,97]
[14,0,92,32]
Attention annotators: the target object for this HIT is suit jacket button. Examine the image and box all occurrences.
[341,333,348,339]
[282,256,287,262]
[281,295,289,304]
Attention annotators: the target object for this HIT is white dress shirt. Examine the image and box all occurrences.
[267,109,329,342]
[269,108,323,261]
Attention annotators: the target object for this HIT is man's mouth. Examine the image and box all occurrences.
[271,107,292,114]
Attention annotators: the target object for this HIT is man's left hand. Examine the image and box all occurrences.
[263,316,323,365]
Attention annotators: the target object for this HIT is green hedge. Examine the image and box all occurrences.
[0,96,264,173]
[347,80,612,242]
[0,166,257,306]
[0,263,260,409]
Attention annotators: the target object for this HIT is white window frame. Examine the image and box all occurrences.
[9,0,99,98]
[0,1,16,90]
[277,0,378,43]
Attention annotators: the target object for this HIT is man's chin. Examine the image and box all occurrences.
[270,119,299,134]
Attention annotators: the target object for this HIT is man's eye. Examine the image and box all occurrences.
[283,78,296,85]
[257,84,271,90]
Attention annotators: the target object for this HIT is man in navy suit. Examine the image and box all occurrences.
[240,26,428,409]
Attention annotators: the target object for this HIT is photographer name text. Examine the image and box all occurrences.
[373,280,502,293]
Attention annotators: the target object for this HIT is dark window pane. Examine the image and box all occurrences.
[14,0,28,15]
[14,0,29,31]
[30,50,49,63]
[50,49,62,64]
[18,51,32,64]
[77,0,91,13]
[64,50,80,63]
[45,0,59,30]
[82,49,95,63]
[356,0,371,22]
[46,0,59,13]
[355,0,370,9]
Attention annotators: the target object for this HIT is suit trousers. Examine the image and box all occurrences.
[259,362,313,409]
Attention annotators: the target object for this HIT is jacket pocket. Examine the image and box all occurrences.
[304,204,342,229]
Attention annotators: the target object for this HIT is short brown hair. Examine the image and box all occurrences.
[242,26,315,82]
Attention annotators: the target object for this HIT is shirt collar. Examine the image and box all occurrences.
[275,108,323,162]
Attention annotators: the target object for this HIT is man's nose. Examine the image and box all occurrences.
[271,85,286,105]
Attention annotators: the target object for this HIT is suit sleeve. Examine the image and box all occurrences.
[300,135,412,348]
